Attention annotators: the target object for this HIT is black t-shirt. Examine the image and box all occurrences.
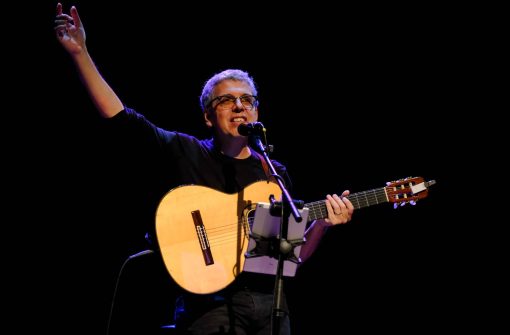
[104,108,292,294]
[105,108,290,191]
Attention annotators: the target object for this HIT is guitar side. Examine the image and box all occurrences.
[155,181,282,294]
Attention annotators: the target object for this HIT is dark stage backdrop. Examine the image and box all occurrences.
[28,1,460,334]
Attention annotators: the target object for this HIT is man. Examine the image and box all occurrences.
[55,3,353,334]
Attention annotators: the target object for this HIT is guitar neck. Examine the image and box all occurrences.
[306,186,388,222]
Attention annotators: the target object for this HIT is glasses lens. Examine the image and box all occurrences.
[213,95,257,110]
[239,95,257,109]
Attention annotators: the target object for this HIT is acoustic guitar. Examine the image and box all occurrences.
[155,176,435,294]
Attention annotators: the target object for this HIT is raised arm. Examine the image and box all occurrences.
[54,3,123,118]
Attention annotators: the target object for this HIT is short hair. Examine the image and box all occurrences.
[200,69,258,112]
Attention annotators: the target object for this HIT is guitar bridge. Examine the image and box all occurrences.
[191,210,214,266]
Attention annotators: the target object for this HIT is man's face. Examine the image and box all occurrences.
[204,79,259,139]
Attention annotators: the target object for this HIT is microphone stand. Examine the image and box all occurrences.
[249,132,303,335]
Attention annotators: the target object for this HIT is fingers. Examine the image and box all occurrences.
[55,12,79,39]
[340,190,354,216]
[70,6,82,28]
[55,4,78,27]
[55,3,75,38]
[327,194,346,215]
[54,14,72,38]
[324,191,354,224]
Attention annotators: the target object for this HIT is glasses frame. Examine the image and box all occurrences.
[207,94,259,111]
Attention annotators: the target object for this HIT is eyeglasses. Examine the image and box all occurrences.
[208,94,258,111]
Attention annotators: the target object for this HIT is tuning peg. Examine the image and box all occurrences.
[410,200,416,205]
[400,202,406,207]
[393,203,398,209]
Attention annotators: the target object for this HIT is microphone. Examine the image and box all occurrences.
[238,122,266,137]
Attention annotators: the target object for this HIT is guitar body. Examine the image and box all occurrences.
[155,176,435,294]
[155,180,282,294]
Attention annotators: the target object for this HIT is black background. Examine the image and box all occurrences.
[18,1,470,333]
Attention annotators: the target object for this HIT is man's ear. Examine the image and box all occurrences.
[204,110,213,128]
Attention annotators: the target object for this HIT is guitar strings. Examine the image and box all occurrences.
[207,218,252,247]
[205,187,397,247]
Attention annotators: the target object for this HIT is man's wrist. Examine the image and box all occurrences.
[315,219,333,229]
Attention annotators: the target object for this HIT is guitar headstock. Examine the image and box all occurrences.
[385,177,436,208]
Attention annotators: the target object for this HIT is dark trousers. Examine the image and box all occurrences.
[175,289,290,335]
[108,250,290,335]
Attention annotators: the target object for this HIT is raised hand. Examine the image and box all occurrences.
[54,3,86,55]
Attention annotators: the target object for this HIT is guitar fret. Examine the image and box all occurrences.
[306,187,389,221]
[355,195,360,209]
[319,202,325,219]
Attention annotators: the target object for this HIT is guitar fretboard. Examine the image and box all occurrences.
[306,187,388,222]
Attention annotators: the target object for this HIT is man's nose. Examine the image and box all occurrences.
[233,98,245,112]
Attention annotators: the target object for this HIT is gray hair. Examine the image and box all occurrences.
[200,69,258,112]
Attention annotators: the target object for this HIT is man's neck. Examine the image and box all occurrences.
[217,137,251,159]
